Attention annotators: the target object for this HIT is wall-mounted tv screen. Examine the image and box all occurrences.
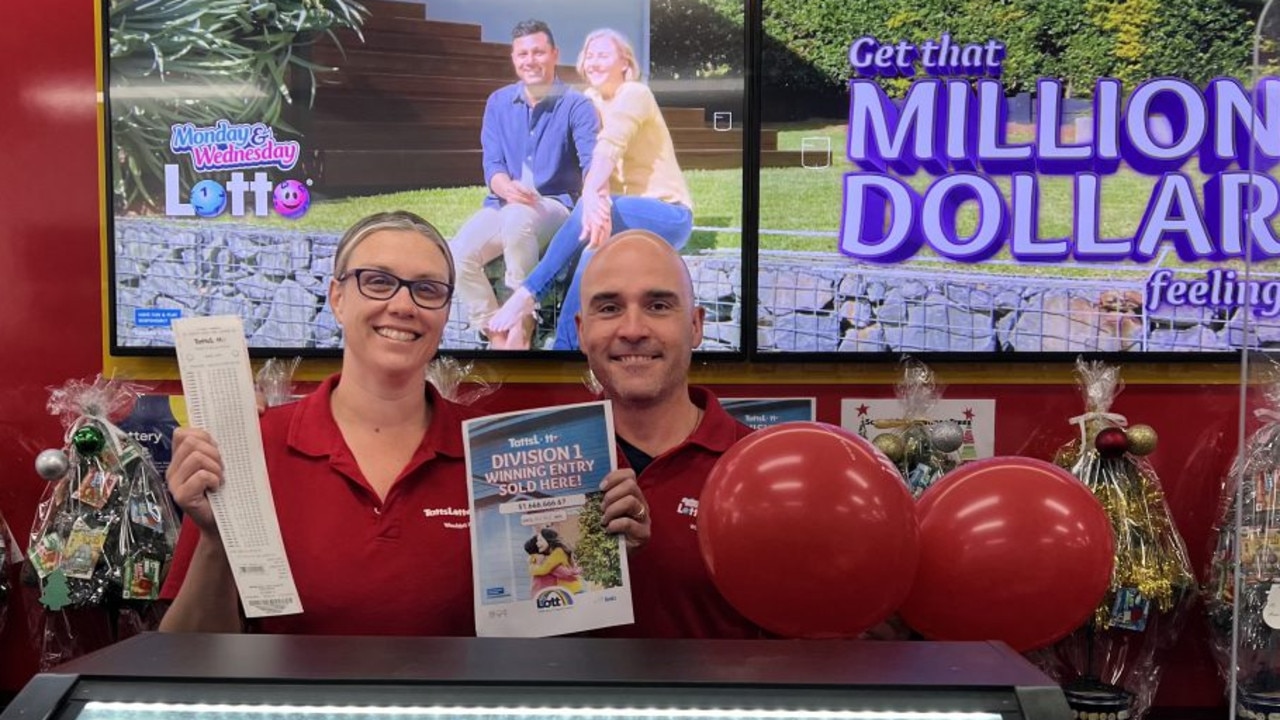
[755,0,1277,356]
[107,0,747,355]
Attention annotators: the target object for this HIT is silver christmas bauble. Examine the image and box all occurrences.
[35,448,70,481]
[929,421,965,454]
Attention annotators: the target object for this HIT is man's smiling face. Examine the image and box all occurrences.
[577,232,704,408]
[511,32,558,90]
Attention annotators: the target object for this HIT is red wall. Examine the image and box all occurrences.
[0,2,1238,715]
[0,0,104,692]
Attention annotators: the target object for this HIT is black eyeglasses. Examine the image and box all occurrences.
[339,268,454,310]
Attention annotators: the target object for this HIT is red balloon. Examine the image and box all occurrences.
[900,457,1115,652]
[698,422,919,638]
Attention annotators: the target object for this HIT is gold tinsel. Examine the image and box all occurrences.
[1053,440,1081,470]
[1077,455,1194,630]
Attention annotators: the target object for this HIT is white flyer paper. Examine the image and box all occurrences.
[464,400,632,637]
[173,316,302,618]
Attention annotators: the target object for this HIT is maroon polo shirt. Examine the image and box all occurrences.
[161,373,479,636]
[597,387,765,638]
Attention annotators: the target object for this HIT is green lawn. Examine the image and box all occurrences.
[233,169,747,253]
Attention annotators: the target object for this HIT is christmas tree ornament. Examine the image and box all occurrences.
[1095,427,1130,458]
[871,358,965,498]
[34,448,70,481]
[1029,359,1193,720]
[39,569,72,611]
[1126,424,1158,456]
[929,421,964,454]
[24,375,180,669]
[71,426,105,456]
[872,433,906,463]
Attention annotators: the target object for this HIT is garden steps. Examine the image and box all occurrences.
[311,148,806,195]
[300,0,803,194]
[307,119,777,150]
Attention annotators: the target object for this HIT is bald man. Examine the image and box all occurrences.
[574,229,763,638]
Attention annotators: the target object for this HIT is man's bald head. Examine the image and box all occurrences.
[575,229,703,408]
[582,229,696,306]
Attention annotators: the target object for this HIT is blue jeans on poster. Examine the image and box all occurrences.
[522,196,693,350]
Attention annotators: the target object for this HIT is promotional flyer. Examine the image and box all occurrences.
[463,400,632,637]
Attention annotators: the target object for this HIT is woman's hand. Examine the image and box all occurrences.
[170,402,265,536]
[579,193,613,250]
[167,428,225,539]
[599,469,650,551]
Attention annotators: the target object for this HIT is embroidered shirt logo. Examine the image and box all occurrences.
[423,506,470,529]
[677,497,699,517]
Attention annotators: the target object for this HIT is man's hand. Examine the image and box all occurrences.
[167,428,225,540]
[494,176,539,206]
[599,469,650,551]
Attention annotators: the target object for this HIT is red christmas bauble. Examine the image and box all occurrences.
[1094,427,1130,458]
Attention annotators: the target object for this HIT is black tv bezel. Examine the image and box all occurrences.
[102,0,1248,365]
[102,0,757,363]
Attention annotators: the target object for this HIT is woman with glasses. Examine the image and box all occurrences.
[158,211,651,635]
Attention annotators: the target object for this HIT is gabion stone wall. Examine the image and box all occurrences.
[113,218,1268,353]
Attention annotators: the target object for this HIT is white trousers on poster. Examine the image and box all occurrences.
[449,197,570,330]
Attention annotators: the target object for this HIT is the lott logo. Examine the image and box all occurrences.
[165,119,310,220]
[534,587,575,610]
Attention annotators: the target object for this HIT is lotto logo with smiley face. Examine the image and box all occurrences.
[164,165,312,220]
[273,179,310,219]
[190,179,228,217]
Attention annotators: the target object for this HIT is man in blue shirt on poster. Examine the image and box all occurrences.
[449,19,598,350]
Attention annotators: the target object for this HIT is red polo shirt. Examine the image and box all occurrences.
[597,387,764,639]
[161,374,479,636]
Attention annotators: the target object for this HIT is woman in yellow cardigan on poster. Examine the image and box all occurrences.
[525,527,584,594]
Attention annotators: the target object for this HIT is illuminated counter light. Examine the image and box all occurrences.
[0,635,1068,720]
[79,704,1002,720]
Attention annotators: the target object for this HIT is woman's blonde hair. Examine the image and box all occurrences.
[576,28,641,85]
[333,210,455,287]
